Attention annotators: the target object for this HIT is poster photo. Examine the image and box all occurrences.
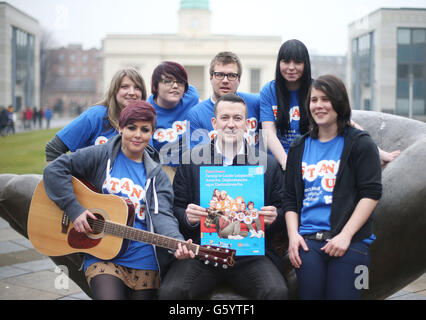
[199,165,265,256]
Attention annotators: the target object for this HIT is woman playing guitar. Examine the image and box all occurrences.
[43,101,194,300]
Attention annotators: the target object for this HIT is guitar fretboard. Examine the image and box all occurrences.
[89,218,199,254]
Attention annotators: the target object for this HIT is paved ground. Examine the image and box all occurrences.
[1,115,88,299]
[0,216,425,300]
[0,217,90,300]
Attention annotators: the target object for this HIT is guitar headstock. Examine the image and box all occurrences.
[197,245,236,268]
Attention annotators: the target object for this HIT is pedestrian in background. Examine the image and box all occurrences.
[44,107,52,129]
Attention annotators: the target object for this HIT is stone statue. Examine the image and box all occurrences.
[0,174,91,297]
[0,110,425,299]
[351,111,426,299]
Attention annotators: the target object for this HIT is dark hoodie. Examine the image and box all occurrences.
[283,126,382,242]
[173,139,286,270]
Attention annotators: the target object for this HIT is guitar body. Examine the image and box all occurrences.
[28,177,133,260]
[27,177,236,268]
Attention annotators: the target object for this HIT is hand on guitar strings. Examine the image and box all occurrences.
[73,210,98,233]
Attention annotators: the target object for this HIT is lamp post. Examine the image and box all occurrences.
[408,72,413,119]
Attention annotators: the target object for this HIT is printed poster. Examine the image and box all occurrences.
[200,166,265,256]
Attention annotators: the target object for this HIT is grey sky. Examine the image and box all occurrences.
[6,0,426,55]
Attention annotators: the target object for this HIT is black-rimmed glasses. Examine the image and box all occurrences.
[212,72,240,81]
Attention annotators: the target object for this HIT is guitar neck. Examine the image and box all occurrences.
[91,218,199,254]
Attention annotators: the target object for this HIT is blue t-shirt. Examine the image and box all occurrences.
[186,91,260,149]
[57,105,117,151]
[83,150,158,271]
[148,85,199,166]
[260,80,301,154]
[299,135,376,244]
[299,135,344,235]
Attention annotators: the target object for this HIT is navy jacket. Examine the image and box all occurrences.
[173,140,286,268]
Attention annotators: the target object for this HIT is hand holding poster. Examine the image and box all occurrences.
[200,166,265,256]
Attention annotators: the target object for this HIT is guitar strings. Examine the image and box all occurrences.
[84,218,194,250]
[83,218,232,263]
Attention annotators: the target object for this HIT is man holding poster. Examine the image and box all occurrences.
[159,94,288,300]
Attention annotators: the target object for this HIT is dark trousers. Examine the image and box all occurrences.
[159,256,288,300]
[296,239,370,300]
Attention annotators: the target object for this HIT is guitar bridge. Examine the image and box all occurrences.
[61,213,70,234]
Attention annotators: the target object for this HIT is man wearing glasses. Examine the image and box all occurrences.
[186,52,260,149]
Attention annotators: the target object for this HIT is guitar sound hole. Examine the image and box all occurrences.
[88,213,105,235]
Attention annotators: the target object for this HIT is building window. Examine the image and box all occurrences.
[396,28,426,117]
[250,68,261,93]
[351,32,374,110]
[11,27,35,111]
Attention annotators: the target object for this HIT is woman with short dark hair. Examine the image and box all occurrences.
[147,61,199,177]
[44,101,194,299]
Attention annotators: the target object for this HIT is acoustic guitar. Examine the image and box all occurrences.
[27,177,235,268]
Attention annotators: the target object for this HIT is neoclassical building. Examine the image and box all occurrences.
[102,0,281,99]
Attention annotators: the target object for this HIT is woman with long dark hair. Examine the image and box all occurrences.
[261,39,399,171]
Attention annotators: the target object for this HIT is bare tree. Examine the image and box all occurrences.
[40,28,60,108]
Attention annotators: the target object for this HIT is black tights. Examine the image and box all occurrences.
[90,274,157,300]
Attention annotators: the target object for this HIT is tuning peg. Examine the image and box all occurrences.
[214,262,218,267]
[204,260,209,265]
[222,265,228,269]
